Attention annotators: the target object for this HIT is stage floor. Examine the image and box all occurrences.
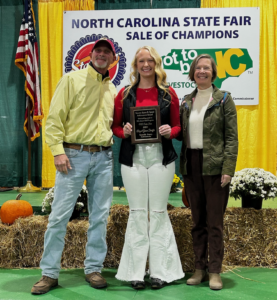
[1,190,277,213]
[0,268,276,300]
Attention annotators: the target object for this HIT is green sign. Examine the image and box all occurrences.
[162,48,253,88]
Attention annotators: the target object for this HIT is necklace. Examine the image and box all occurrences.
[139,86,156,93]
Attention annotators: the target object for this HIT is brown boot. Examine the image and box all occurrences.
[209,273,223,290]
[187,269,208,285]
[85,272,107,289]
[31,276,58,294]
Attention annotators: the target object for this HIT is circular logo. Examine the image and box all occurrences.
[64,34,126,86]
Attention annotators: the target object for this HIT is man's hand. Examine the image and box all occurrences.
[159,125,171,139]
[54,154,72,174]
[221,174,231,187]
[123,122,132,138]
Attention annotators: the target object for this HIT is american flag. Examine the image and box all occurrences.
[15,0,43,141]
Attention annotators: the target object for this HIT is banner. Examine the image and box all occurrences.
[63,8,260,105]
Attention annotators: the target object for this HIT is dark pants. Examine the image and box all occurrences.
[183,149,229,273]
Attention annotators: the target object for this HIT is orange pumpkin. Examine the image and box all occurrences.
[0,193,33,225]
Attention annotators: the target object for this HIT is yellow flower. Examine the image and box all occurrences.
[172,174,180,184]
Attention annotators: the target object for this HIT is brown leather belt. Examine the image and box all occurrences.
[63,142,110,153]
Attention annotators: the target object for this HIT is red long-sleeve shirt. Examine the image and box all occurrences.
[112,86,181,139]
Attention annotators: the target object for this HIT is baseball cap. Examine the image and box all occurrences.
[91,38,116,55]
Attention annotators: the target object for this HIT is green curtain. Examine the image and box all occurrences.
[0,0,42,187]
[112,137,123,187]
[152,0,201,8]
[96,0,151,10]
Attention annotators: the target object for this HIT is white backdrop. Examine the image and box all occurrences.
[63,8,260,105]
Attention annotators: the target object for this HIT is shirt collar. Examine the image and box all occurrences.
[89,61,110,81]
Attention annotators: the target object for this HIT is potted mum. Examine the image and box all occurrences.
[42,185,88,219]
[170,174,190,208]
[171,174,184,193]
[230,168,277,209]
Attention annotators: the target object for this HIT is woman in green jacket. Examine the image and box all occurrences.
[179,54,238,290]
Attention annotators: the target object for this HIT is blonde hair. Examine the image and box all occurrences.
[123,46,170,101]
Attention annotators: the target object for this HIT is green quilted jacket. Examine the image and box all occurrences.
[179,85,238,176]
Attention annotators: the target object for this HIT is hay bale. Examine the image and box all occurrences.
[0,206,277,272]
[223,207,277,268]
[168,207,194,272]
[62,219,89,268]
[105,205,277,272]
[104,205,194,271]
[0,221,15,267]
[105,205,129,268]
[0,216,48,268]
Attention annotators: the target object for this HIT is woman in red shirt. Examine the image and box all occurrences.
[112,46,184,290]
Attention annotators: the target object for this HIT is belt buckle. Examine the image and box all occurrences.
[87,145,102,152]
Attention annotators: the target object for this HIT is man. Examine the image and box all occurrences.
[31,38,117,295]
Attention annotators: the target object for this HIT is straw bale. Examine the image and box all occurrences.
[0,220,14,267]
[61,219,89,268]
[223,207,277,269]
[105,205,129,268]
[0,206,277,273]
[0,215,48,268]
[104,205,194,271]
[168,207,194,272]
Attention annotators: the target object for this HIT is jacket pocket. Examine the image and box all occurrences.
[210,154,224,171]
[209,105,224,125]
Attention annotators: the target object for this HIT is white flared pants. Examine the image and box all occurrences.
[116,143,184,282]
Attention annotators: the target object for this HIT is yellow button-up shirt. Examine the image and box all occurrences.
[45,66,117,156]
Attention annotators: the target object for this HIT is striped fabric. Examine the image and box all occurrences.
[15,0,43,141]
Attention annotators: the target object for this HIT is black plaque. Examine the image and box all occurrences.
[130,106,162,144]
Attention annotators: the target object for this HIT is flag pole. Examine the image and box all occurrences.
[18,95,41,193]
[15,0,43,193]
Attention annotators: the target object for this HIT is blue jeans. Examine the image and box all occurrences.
[40,147,113,279]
